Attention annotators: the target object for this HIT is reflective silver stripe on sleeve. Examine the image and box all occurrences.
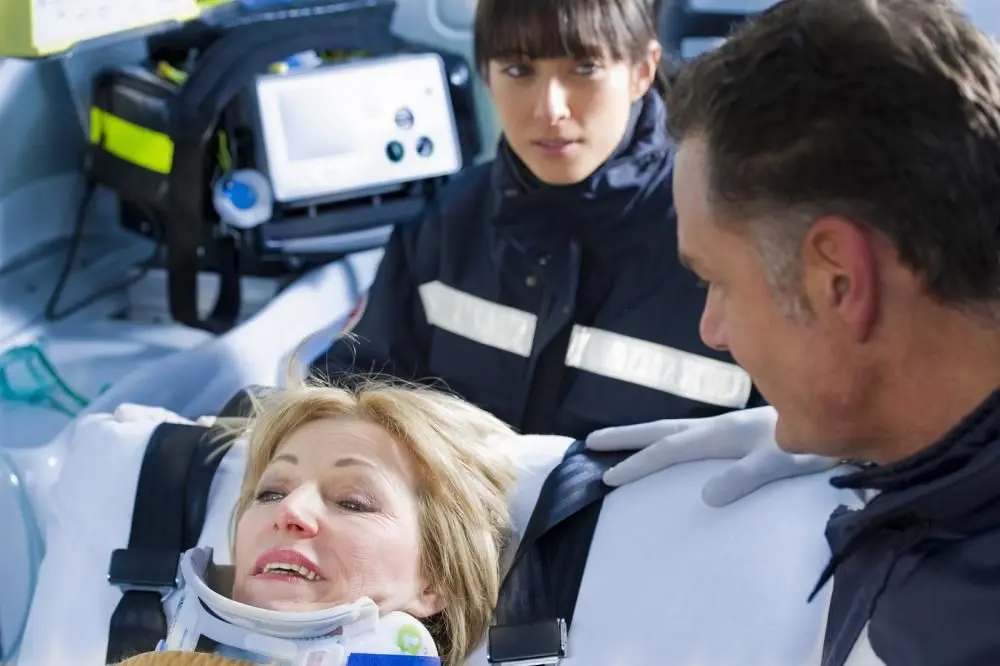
[418,280,537,357]
[565,325,753,407]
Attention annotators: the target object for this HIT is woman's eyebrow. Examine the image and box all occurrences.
[271,453,298,466]
[334,456,377,470]
[270,453,378,470]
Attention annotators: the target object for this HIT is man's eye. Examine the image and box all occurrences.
[575,61,601,76]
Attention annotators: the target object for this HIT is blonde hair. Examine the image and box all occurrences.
[229,378,517,665]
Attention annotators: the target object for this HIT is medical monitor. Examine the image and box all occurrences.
[254,53,463,204]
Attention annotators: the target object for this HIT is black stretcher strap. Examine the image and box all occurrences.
[487,440,634,664]
[105,423,225,662]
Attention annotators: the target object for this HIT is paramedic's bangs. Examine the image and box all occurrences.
[474,0,655,70]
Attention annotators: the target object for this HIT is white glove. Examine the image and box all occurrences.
[586,407,838,507]
[112,403,217,427]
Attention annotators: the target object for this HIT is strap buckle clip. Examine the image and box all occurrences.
[107,547,180,594]
[486,619,567,665]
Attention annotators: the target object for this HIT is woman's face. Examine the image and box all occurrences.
[487,46,659,185]
[232,418,440,616]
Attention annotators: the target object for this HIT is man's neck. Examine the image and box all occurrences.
[867,316,1000,465]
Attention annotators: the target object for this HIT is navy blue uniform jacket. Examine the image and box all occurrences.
[312,92,760,437]
[819,387,1000,665]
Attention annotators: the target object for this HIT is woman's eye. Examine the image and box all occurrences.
[575,61,601,76]
[338,498,376,513]
[502,64,531,78]
[255,489,285,503]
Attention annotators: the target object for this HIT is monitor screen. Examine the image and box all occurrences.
[276,87,360,163]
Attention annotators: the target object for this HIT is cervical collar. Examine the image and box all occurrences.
[163,547,440,665]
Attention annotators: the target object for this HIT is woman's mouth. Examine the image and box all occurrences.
[530,138,580,157]
[253,549,325,582]
[260,562,319,581]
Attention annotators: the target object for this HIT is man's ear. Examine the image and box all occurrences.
[802,216,879,340]
[632,39,663,100]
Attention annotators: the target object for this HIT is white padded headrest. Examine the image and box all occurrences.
[16,414,245,666]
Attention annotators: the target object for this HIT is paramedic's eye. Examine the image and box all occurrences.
[502,63,532,78]
[255,489,285,503]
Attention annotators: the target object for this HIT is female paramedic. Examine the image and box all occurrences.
[311,0,765,439]
[118,380,517,666]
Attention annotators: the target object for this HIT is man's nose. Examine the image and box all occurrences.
[534,78,570,124]
[699,295,729,352]
[275,486,320,537]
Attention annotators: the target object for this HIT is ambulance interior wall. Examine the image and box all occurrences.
[0,51,131,270]
[0,41,151,346]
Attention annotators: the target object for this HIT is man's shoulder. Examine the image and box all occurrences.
[840,524,1000,666]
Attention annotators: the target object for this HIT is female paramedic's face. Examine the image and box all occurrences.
[487,46,659,185]
[232,418,441,616]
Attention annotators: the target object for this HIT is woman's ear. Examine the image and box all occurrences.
[406,584,445,618]
[632,39,663,100]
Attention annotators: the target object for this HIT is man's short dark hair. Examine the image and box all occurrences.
[666,0,1000,316]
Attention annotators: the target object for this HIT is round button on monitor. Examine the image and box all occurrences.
[386,141,405,162]
[416,136,434,157]
[395,107,415,129]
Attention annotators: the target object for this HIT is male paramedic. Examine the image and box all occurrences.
[589,0,1000,664]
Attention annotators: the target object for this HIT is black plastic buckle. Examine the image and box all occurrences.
[486,619,567,665]
[107,548,180,594]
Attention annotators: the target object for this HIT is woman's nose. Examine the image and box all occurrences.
[535,79,570,124]
[275,487,320,537]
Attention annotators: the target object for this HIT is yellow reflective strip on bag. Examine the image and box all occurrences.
[89,107,174,174]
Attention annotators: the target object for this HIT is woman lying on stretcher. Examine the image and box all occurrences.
[119,379,517,666]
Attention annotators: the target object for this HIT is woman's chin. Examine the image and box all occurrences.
[235,580,347,613]
[247,591,353,613]
[257,598,332,613]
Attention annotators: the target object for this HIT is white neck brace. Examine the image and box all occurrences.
[163,547,439,666]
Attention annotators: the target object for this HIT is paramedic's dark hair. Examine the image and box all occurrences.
[473,0,669,93]
[666,0,1000,317]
